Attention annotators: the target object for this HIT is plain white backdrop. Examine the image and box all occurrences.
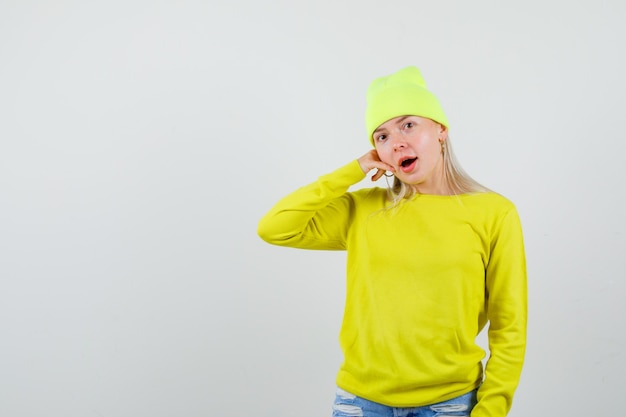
[1,1,625,416]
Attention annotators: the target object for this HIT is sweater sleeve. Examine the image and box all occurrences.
[472,207,528,417]
[257,160,366,250]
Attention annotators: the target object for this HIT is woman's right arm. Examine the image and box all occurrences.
[257,152,393,250]
[257,160,364,250]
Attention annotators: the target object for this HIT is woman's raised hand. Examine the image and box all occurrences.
[357,149,395,182]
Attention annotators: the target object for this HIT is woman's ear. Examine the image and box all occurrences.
[439,124,448,142]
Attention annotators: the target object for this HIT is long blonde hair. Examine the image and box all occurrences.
[387,136,490,205]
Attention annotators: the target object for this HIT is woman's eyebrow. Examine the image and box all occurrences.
[373,126,387,135]
[394,116,411,125]
[374,116,412,135]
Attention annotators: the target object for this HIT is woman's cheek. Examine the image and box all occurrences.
[381,153,395,166]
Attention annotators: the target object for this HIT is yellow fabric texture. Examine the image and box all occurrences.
[366,66,448,145]
[258,160,527,417]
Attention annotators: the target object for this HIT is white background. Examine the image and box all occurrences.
[1,1,625,416]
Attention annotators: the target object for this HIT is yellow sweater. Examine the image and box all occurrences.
[258,160,527,417]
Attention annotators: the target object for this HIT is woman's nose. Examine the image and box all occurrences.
[392,138,406,150]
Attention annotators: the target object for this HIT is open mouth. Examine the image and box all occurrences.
[400,157,417,168]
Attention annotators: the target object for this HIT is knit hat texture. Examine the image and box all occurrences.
[365,66,448,145]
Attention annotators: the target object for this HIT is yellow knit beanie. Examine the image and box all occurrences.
[365,66,448,145]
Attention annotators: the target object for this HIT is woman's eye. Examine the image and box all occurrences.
[376,134,386,142]
[404,122,413,129]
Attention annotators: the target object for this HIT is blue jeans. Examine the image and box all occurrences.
[332,387,477,417]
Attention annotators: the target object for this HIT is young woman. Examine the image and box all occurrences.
[258,66,527,417]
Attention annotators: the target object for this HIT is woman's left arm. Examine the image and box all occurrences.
[472,207,528,417]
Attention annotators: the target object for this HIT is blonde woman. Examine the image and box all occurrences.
[258,66,527,417]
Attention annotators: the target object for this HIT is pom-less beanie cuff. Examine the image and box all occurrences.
[365,66,448,145]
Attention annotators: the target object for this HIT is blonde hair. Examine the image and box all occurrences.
[386,136,490,206]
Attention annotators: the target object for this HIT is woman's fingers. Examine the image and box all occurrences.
[357,150,395,179]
